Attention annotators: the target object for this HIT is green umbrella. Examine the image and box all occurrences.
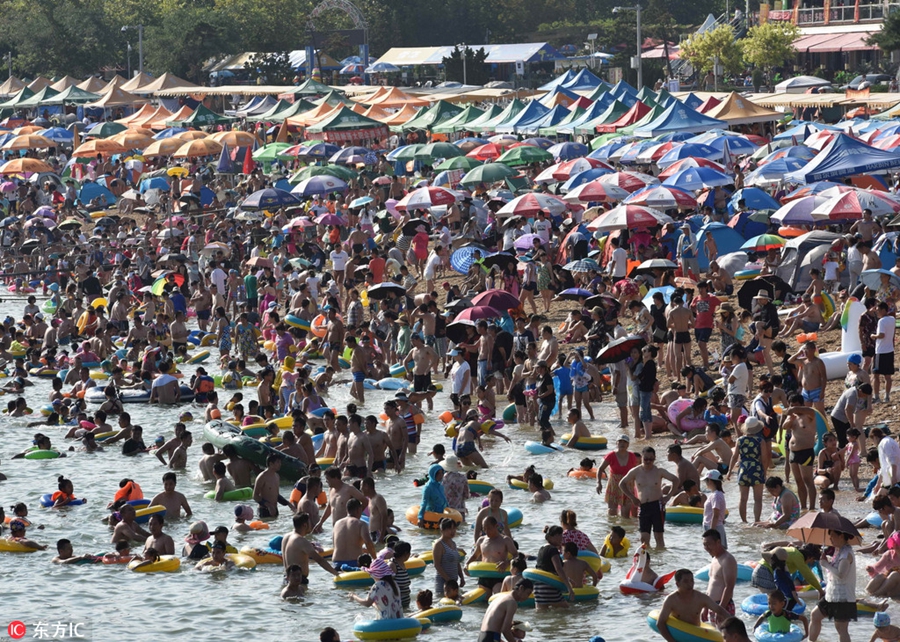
[416,142,463,161]
[390,144,425,161]
[460,162,517,187]
[289,164,357,184]
[252,142,293,162]
[86,122,126,138]
[434,156,483,171]
[496,146,552,166]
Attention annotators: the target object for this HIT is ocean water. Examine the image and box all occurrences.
[0,297,883,642]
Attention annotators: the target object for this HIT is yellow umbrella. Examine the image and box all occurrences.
[175,130,208,141]
[0,158,54,174]
[142,138,183,157]
[111,130,155,150]
[172,138,223,158]
[209,130,259,147]
[73,139,127,156]
[13,125,44,135]
[2,134,55,150]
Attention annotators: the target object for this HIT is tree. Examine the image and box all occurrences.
[679,24,744,77]
[868,10,900,53]
[243,52,295,85]
[741,22,798,76]
[442,46,489,85]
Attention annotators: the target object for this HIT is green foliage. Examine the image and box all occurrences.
[243,52,295,85]
[868,10,900,53]
[740,22,798,72]
[442,47,490,85]
[679,24,743,76]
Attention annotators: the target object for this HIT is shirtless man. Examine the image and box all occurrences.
[222,444,258,488]
[316,412,340,459]
[277,430,306,462]
[212,461,237,500]
[657,570,731,642]
[167,431,191,470]
[125,315,150,346]
[383,400,408,473]
[468,516,519,595]
[290,415,318,464]
[295,476,324,528]
[479,579,533,642]
[691,424,733,477]
[850,208,882,243]
[779,295,824,338]
[361,477,388,544]
[143,513,175,556]
[536,326,558,372]
[474,489,510,541]
[404,334,439,411]
[342,414,373,479]
[666,444,701,496]
[148,472,192,519]
[667,296,693,379]
[364,415,390,473]
[281,512,339,591]
[253,454,283,519]
[348,336,367,403]
[703,528,738,624]
[110,504,150,543]
[315,466,368,532]
[324,307,346,372]
[331,498,377,568]
[619,446,679,548]
[783,394,819,510]
[190,283,213,332]
[789,341,828,418]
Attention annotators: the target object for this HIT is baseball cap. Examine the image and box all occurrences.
[616,434,631,443]
[701,470,722,481]
[448,349,460,356]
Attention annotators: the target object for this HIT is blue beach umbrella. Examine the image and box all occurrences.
[728,188,780,214]
[560,167,613,193]
[548,141,589,161]
[450,246,492,275]
[642,285,675,310]
[662,166,732,190]
[242,188,301,211]
[656,143,722,168]
[304,143,341,159]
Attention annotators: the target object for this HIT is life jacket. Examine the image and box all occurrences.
[113,480,143,503]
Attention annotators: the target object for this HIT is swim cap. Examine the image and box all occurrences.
[179,412,194,422]
[234,505,253,521]
[875,612,891,627]
[9,518,26,532]
[49,283,59,291]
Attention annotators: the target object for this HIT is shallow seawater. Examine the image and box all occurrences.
[0,296,885,642]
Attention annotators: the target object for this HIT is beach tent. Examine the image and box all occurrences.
[695,222,746,270]
[633,102,726,138]
[77,77,106,93]
[17,86,60,108]
[381,104,423,128]
[402,100,465,132]
[777,230,846,291]
[0,76,25,98]
[247,99,291,122]
[460,105,504,132]
[120,72,154,93]
[556,97,616,135]
[85,87,149,108]
[43,85,101,105]
[169,104,232,127]
[726,211,768,239]
[561,69,608,91]
[0,87,33,109]
[473,99,525,133]
[619,103,666,136]
[305,105,389,143]
[681,93,704,110]
[594,100,650,133]
[574,100,630,135]
[521,104,569,136]
[704,92,782,126]
[315,90,353,107]
[495,100,550,134]
[284,78,334,97]
[784,133,900,184]
[27,76,52,92]
[131,105,174,128]
[49,76,79,92]
[538,70,577,91]
[115,103,157,126]
[137,73,199,94]
[366,87,430,108]
[539,86,580,109]
[432,105,486,134]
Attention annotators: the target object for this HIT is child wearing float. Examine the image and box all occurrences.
[754,590,808,638]
[233,505,254,533]
[562,542,599,588]
[443,579,461,604]
[599,526,630,559]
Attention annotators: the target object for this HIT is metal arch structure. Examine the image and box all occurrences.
[306,0,369,79]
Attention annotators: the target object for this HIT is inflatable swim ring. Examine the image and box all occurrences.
[410,605,462,623]
[507,507,524,529]
[754,622,804,642]
[203,487,253,501]
[239,546,282,564]
[285,314,310,331]
[225,553,257,569]
[568,468,597,479]
[310,314,329,339]
[508,477,553,491]
[128,555,181,573]
[620,547,676,595]
[405,506,463,529]
[0,539,39,553]
[352,618,422,641]
[559,433,608,450]
[502,404,517,423]
[741,593,805,616]
[187,350,210,364]
[735,268,762,281]
[487,590,534,608]
[134,505,166,524]
[666,506,704,524]
[667,399,707,433]
[524,441,560,454]
[522,568,567,592]
[39,493,84,508]
[24,449,61,460]
[467,479,494,495]
[377,378,408,391]
[695,563,753,582]
[466,561,510,579]
[647,609,723,642]
[578,550,611,574]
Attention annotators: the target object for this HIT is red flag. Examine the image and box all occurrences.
[242,144,255,175]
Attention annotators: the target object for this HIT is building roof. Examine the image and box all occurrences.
[376,42,562,67]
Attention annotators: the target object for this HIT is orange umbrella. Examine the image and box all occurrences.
[0,158,54,174]
[142,138,184,157]
[13,125,43,135]
[2,134,54,150]
[175,130,208,141]
[111,130,155,149]
[209,130,258,147]
[172,138,223,158]
[73,139,127,156]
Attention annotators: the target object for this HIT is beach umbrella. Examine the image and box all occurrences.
[860,269,900,291]
[200,242,230,257]
[285,216,315,230]
[242,188,301,211]
[497,193,568,217]
[387,144,424,161]
[631,258,678,275]
[142,138,183,157]
[24,217,55,229]
[811,191,900,221]
[744,158,808,186]
[770,196,828,226]
[786,511,861,546]
[58,219,82,230]
[661,166,732,190]
[289,164,357,183]
[556,287,593,301]
[340,63,365,75]
[706,135,759,155]
[559,168,613,193]
[208,130,257,147]
[315,213,347,226]
[625,185,697,209]
[594,335,646,365]
[470,288,521,310]
[657,157,726,179]
[596,171,659,193]
[563,180,630,203]
[466,143,504,162]
[349,196,374,209]
[728,188,780,213]
[757,146,816,165]
[367,282,407,299]
[454,137,488,152]
[655,143,722,169]
[416,142,464,160]
[304,143,341,159]
[252,143,293,162]
[36,127,73,144]
[454,305,503,322]
[496,145,553,167]
[246,256,274,269]
[401,218,432,236]
[547,141,589,160]
[446,319,477,343]
[290,175,348,197]
[521,137,555,150]
[366,62,400,73]
[460,163,517,187]
[172,138,223,158]
[111,130,154,150]
[781,182,847,203]
[153,127,187,140]
[551,157,611,182]
[740,234,787,253]
[434,156,482,172]
[175,130,208,141]
[563,259,601,273]
[642,285,675,310]
[396,186,458,211]
[736,276,791,311]
[139,177,170,193]
[586,204,673,231]
[87,122,126,138]
[482,252,518,271]
[819,187,900,217]
[73,139,127,156]
[449,245,491,274]
[513,233,544,251]
[329,146,371,164]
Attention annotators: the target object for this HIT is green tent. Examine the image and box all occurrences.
[306,106,388,143]
[432,105,486,134]
[248,99,291,122]
[636,87,656,103]
[463,105,504,132]
[315,90,353,107]
[655,87,674,105]
[400,100,464,132]
[619,103,666,136]
[573,100,629,135]
[249,98,316,123]
[288,164,357,183]
[475,99,525,133]
[252,142,294,161]
[41,85,101,105]
[586,87,609,102]
[17,86,60,108]
[288,78,337,96]
[538,104,586,137]
[168,104,233,127]
[0,87,34,109]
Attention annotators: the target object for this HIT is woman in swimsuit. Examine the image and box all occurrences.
[814,433,845,491]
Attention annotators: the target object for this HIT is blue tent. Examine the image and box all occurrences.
[728,188,780,214]
[523,104,570,135]
[784,133,900,184]
[696,222,747,270]
[609,80,638,100]
[556,98,616,135]
[725,211,768,240]
[633,103,727,138]
[538,70,576,91]
[78,183,115,207]
[681,93,704,110]
[561,69,609,91]
[495,100,550,134]
[540,86,579,106]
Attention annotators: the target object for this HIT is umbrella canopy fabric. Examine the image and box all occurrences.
[367,282,407,299]
[446,319,478,344]
[586,204,673,231]
[242,188,301,211]
[470,289,521,310]
[563,180,630,203]
[495,145,553,166]
[594,335,646,365]
[556,288,593,301]
[770,195,828,226]
[661,166,733,190]
[450,245,492,274]
[859,269,900,290]
[460,163,517,187]
[785,510,862,546]
[290,176,348,197]
[642,286,675,310]
[396,186,457,211]
[625,185,697,209]
[563,259,601,273]
[740,234,787,253]
[496,193,568,217]
[454,305,503,322]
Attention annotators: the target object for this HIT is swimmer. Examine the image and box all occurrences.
[282,564,308,599]
[194,541,234,571]
[148,472,192,519]
[52,538,99,564]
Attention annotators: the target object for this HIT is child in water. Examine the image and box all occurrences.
[870,611,900,642]
[562,542,599,587]
[754,590,808,638]
[567,457,596,477]
[599,526,629,559]
[500,554,528,592]
[415,589,434,610]
[529,474,551,503]
[282,564,308,599]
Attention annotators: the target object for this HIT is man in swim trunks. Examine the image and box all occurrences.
[666,296,693,381]
[783,395,818,510]
[253,454,283,519]
[364,415,389,472]
[348,336,367,404]
[478,579,533,642]
[331,498,376,569]
[657,569,731,642]
[282,512,339,587]
[788,340,827,419]
[404,334,439,412]
[619,446,679,548]
[468,516,519,595]
[703,528,737,624]
[315,466,368,533]
[342,414,373,479]
[360,476,388,544]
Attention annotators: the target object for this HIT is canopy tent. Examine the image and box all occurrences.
[784,134,900,183]
[538,69,577,91]
[305,105,389,143]
[315,89,353,107]
[0,87,34,109]
[609,80,638,101]
[169,104,232,127]
[376,42,562,67]
[27,76,52,91]
[364,87,430,108]
[495,100,550,134]
[249,99,303,122]
[463,104,504,132]
[560,68,609,91]
[538,103,588,137]
[633,102,726,138]
[0,76,25,98]
[115,103,157,126]
[380,103,422,127]
[680,93,704,110]
[120,72,155,93]
[152,105,192,129]
[594,100,650,133]
[361,105,392,120]
[619,103,666,136]
[49,76,79,92]
[432,105,486,134]
[77,77,106,93]
[85,87,149,108]
[556,97,616,135]
[576,100,633,135]
[16,86,60,108]
[520,104,569,136]
[353,88,388,104]
[286,102,340,127]
[42,85,101,105]
[401,100,465,132]
[137,73,199,94]
[236,96,278,117]
[100,76,124,94]
[474,99,525,133]
[703,92,781,125]
[539,86,580,109]
[287,78,335,97]
[130,105,174,128]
